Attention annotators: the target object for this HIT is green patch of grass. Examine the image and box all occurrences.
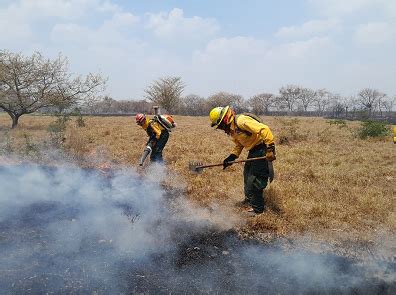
[327,119,347,128]
[355,120,389,139]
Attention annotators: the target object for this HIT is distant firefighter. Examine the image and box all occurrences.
[393,126,396,144]
[209,106,276,216]
[135,113,172,165]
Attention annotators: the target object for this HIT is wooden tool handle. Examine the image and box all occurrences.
[197,156,267,169]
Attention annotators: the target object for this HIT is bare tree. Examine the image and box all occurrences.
[93,95,115,113]
[327,94,355,118]
[298,87,316,112]
[130,99,154,114]
[358,88,386,118]
[381,96,395,115]
[116,100,136,113]
[206,91,246,113]
[248,93,274,115]
[279,85,302,112]
[376,94,394,118]
[144,76,185,113]
[179,94,207,115]
[314,89,332,116]
[0,50,106,128]
[89,98,154,114]
[328,94,345,117]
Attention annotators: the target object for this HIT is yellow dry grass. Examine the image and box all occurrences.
[1,113,395,250]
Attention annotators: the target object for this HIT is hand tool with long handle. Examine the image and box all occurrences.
[189,156,267,174]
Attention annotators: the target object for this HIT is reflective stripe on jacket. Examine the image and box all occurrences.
[230,115,274,157]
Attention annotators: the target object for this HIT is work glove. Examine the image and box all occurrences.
[265,143,276,161]
[223,154,238,169]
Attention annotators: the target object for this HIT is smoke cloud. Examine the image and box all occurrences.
[0,163,394,294]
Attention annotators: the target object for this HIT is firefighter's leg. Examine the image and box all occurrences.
[151,131,169,163]
[249,175,268,213]
[246,145,269,213]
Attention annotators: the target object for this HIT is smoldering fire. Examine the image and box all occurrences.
[0,164,394,294]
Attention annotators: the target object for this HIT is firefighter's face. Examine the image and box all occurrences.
[218,121,231,135]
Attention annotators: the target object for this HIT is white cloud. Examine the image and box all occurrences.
[355,22,396,45]
[0,19,33,45]
[190,36,335,96]
[0,0,120,25]
[0,0,129,50]
[97,0,122,14]
[146,8,219,40]
[275,19,341,39]
[51,15,141,50]
[277,37,333,59]
[308,0,378,15]
[102,12,140,29]
[194,36,332,65]
[1,0,395,99]
[195,36,267,59]
[307,0,396,17]
[51,23,94,45]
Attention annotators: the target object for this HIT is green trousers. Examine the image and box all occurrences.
[150,130,169,163]
[243,144,269,213]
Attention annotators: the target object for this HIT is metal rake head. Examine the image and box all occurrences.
[189,161,204,174]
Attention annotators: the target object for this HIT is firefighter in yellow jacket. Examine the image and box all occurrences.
[209,106,276,215]
[136,113,169,164]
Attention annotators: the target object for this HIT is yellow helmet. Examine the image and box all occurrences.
[209,106,233,128]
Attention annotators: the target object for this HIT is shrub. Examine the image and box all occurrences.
[0,132,12,154]
[327,119,347,128]
[276,118,307,144]
[23,133,39,155]
[47,115,70,147]
[76,115,86,127]
[356,120,389,139]
[72,107,86,127]
[65,128,88,159]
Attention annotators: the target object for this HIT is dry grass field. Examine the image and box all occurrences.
[0,113,395,257]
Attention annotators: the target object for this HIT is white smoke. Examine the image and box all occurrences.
[0,163,394,294]
[0,163,207,292]
[0,164,186,254]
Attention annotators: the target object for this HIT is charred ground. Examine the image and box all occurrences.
[0,165,395,294]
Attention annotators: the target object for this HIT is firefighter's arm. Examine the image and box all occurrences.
[259,127,276,161]
[259,126,274,146]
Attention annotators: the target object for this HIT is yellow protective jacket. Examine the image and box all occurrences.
[230,114,274,157]
[141,119,165,140]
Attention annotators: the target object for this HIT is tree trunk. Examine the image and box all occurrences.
[11,113,20,129]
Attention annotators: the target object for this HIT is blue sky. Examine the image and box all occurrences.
[1,0,395,100]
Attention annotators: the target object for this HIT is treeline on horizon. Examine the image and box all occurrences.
[1,50,395,128]
[83,83,395,122]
